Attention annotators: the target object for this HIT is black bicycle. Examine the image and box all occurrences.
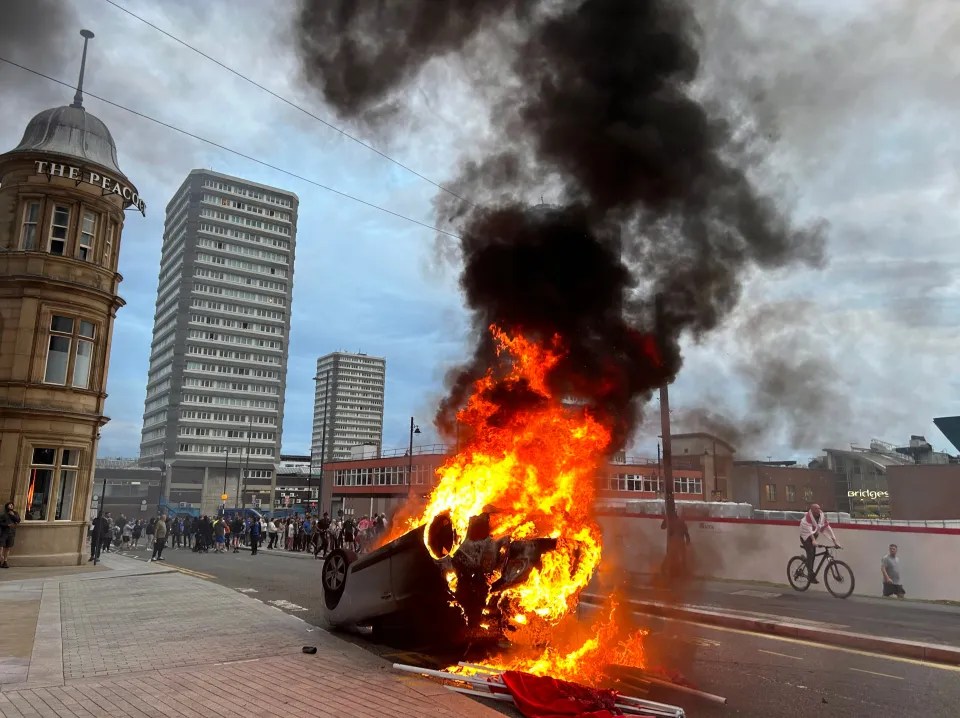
[787,544,855,598]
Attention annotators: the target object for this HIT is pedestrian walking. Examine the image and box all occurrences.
[150,512,168,562]
[121,520,133,547]
[882,543,906,599]
[0,502,22,568]
[132,519,143,548]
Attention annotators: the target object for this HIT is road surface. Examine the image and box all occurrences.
[117,544,960,717]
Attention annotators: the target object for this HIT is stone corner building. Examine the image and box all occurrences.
[0,87,142,565]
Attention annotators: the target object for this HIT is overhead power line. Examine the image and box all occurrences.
[101,0,473,208]
[0,57,461,239]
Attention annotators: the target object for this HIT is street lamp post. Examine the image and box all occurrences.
[222,445,230,512]
[407,416,421,499]
[240,414,253,511]
[313,370,330,514]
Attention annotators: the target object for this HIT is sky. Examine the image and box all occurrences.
[2,0,959,463]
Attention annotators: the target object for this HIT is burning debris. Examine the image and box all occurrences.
[301,0,821,689]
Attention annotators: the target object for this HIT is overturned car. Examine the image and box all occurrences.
[321,512,561,644]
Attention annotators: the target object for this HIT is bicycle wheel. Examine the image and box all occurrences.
[824,559,855,599]
[787,556,811,591]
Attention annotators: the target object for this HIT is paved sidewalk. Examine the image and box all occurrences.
[0,553,500,718]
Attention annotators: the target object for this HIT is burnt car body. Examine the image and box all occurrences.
[321,517,559,645]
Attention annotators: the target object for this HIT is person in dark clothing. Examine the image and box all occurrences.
[0,502,22,568]
[88,512,110,562]
[249,517,262,555]
[230,515,243,553]
[100,512,114,554]
[314,512,332,558]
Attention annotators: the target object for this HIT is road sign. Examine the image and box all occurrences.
[221,493,228,501]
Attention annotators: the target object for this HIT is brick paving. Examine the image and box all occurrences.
[0,554,501,718]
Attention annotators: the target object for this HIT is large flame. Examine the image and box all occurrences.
[405,326,610,622]
[454,600,648,686]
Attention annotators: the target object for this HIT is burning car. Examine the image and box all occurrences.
[321,511,562,644]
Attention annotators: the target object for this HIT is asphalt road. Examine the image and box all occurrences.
[600,572,960,647]
[119,544,960,717]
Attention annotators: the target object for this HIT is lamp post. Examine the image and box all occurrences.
[222,445,230,512]
[240,414,253,511]
[407,416,421,499]
[313,370,330,514]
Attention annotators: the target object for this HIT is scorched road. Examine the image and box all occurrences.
[120,545,960,717]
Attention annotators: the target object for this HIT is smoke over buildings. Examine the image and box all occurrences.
[295,0,824,449]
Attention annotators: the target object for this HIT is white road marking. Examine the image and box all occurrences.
[235,588,259,593]
[849,667,903,680]
[267,599,308,612]
[758,649,803,660]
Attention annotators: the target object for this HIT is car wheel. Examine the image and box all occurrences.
[322,549,354,610]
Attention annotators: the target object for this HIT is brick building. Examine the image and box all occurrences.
[731,461,837,512]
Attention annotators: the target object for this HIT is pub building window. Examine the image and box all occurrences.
[24,448,80,521]
[785,485,796,502]
[764,483,777,502]
[49,204,71,255]
[103,222,116,267]
[43,316,97,389]
[77,210,97,261]
[20,201,41,249]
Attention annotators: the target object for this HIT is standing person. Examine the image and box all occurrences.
[0,502,22,568]
[267,518,278,549]
[101,512,115,554]
[213,516,226,553]
[315,512,332,559]
[249,516,262,556]
[882,544,906,599]
[171,517,182,549]
[799,504,840,584]
[121,520,133,548]
[286,519,295,550]
[302,515,313,553]
[145,516,155,548]
[132,519,143,548]
[150,512,168,562]
[230,514,243,553]
[88,511,109,562]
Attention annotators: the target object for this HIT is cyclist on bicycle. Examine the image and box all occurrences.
[799,504,841,583]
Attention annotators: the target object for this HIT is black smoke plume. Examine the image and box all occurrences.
[295,0,824,448]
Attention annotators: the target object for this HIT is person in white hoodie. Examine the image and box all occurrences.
[267,519,278,549]
[799,504,840,583]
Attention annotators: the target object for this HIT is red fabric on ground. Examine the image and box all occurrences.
[500,671,622,718]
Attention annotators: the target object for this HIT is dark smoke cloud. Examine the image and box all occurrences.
[675,301,851,456]
[0,0,72,72]
[295,0,825,448]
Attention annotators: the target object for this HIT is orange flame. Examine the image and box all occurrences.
[399,326,651,680]
[452,600,647,686]
[406,326,610,623]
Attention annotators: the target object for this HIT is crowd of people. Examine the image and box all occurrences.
[87,509,391,563]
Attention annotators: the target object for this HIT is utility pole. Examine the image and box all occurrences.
[656,293,679,577]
